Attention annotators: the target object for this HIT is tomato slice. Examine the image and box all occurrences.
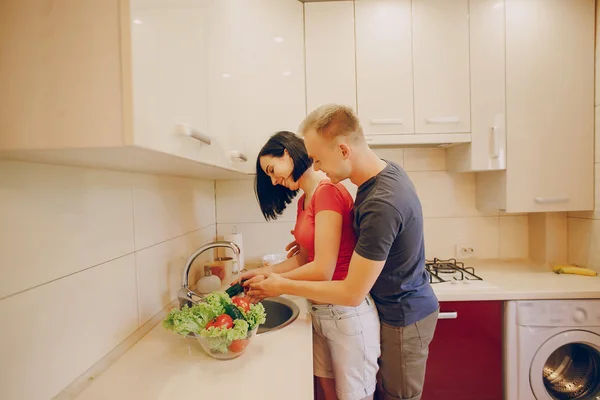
[229,339,249,353]
[232,296,251,313]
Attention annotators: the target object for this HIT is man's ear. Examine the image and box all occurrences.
[339,143,351,160]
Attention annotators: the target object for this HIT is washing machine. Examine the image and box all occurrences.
[504,300,600,400]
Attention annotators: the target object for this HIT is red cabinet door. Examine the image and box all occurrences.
[421,301,503,400]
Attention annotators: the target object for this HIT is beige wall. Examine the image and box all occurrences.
[216,148,530,267]
[0,161,216,400]
[566,4,600,272]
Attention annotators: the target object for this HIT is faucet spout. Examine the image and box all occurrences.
[178,241,241,309]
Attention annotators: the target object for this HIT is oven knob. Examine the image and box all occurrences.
[573,307,587,324]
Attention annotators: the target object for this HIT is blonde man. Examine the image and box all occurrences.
[247,104,439,400]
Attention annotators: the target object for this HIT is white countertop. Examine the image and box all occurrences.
[73,260,598,400]
[431,259,600,302]
[74,295,313,400]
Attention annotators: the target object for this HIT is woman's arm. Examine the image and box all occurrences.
[280,210,342,281]
[239,248,309,281]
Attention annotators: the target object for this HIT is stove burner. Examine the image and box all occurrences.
[425,258,483,284]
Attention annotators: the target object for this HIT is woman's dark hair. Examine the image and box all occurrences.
[255,131,313,221]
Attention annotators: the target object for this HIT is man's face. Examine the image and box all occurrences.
[304,130,351,184]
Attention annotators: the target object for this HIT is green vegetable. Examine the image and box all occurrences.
[225,282,245,297]
[162,305,203,337]
[244,302,267,331]
[224,303,246,321]
[199,319,249,353]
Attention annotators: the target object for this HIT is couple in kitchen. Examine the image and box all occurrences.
[239,104,439,400]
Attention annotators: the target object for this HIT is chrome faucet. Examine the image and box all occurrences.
[177,240,241,309]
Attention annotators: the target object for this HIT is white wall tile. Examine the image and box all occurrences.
[136,225,216,325]
[423,217,500,260]
[373,148,404,166]
[568,217,600,271]
[133,174,215,249]
[0,255,138,400]
[499,216,529,258]
[216,179,299,224]
[409,171,496,218]
[403,148,446,171]
[217,222,295,267]
[0,161,134,299]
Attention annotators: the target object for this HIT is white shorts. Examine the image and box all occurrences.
[310,296,381,400]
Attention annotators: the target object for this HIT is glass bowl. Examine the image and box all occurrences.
[195,327,258,360]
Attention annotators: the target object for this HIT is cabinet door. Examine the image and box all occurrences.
[412,0,470,134]
[355,0,413,135]
[505,0,594,212]
[422,301,503,400]
[469,0,506,171]
[0,0,125,150]
[129,0,225,166]
[207,0,306,173]
[305,1,356,112]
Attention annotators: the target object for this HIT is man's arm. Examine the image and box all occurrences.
[247,199,402,306]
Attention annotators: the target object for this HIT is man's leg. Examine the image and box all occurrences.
[376,309,439,400]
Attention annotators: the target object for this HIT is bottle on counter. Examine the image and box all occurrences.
[195,265,221,294]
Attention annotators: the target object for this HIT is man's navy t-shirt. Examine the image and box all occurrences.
[353,160,439,327]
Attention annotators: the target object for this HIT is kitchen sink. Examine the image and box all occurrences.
[256,297,300,335]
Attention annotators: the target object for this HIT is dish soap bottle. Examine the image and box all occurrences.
[195,265,221,294]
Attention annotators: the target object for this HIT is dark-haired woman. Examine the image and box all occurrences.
[241,131,380,400]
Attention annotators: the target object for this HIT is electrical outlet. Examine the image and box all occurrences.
[455,244,475,259]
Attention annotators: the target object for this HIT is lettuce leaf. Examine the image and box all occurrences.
[198,319,249,353]
[244,302,267,331]
[162,305,203,337]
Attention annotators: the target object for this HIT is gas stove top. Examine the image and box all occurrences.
[425,258,483,284]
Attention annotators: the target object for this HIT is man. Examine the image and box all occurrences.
[246,104,439,400]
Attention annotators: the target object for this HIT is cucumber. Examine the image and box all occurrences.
[225,282,245,297]
[224,303,246,321]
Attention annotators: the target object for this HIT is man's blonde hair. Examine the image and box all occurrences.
[298,104,363,140]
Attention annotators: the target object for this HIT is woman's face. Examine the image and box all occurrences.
[259,150,300,190]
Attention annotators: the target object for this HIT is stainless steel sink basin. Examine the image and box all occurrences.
[257,297,300,335]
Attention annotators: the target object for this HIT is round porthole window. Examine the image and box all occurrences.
[541,343,600,399]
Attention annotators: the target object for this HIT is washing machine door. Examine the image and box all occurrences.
[530,330,600,400]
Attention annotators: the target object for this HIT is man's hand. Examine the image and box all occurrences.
[245,273,286,300]
[286,230,300,258]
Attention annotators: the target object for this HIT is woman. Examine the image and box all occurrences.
[241,131,380,400]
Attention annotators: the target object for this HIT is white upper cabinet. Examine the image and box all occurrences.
[355,0,414,136]
[476,0,594,213]
[206,0,306,173]
[447,0,506,172]
[305,1,357,112]
[412,0,471,134]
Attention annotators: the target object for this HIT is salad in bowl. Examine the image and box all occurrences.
[162,287,266,360]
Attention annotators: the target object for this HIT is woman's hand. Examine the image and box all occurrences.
[231,266,272,286]
[285,230,300,258]
[245,273,286,300]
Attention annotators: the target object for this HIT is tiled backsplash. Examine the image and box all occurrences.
[0,161,216,400]
[216,148,530,267]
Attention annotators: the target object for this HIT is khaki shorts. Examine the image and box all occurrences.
[376,308,439,400]
[310,296,381,400]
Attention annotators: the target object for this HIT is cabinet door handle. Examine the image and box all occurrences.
[370,118,403,125]
[490,126,500,159]
[534,197,569,204]
[229,150,248,162]
[425,117,460,124]
[438,311,458,320]
[175,123,212,146]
